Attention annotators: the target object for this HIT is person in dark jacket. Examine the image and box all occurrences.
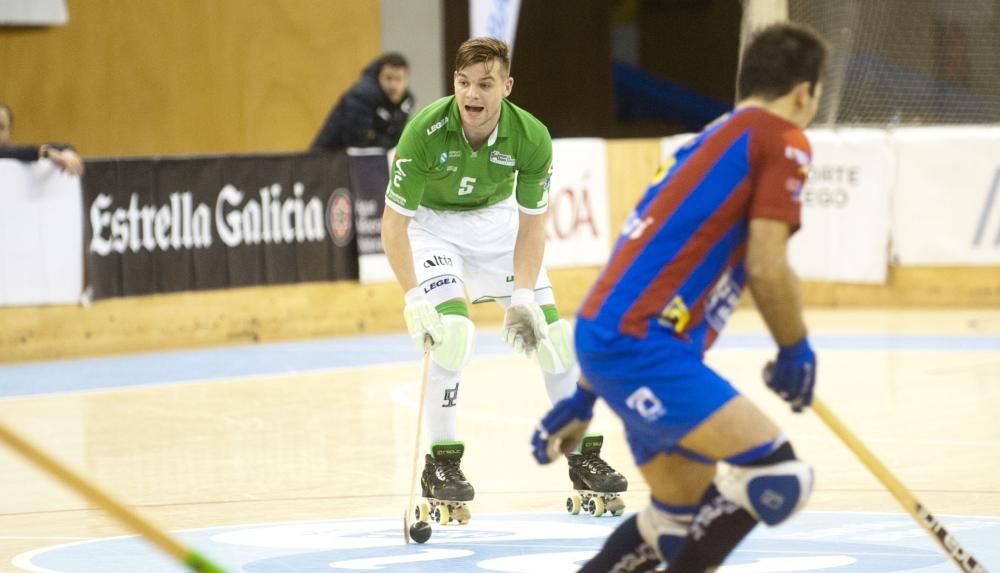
[310,53,414,151]
[0,103,84,175]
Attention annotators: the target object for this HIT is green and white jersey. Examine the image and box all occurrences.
[385,96,552,216]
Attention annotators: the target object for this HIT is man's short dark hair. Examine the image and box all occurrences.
[454,37,511,76]
[737,23,828,101]
[378,52,409,72]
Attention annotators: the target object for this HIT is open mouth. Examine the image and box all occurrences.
[464,105,485,114]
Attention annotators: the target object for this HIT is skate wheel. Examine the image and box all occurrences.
[607,496,626,515]
[566,494,582,515]
[415,501,430,523]
[435,504,451,525]
[452,505,472,525]
[589,496,606,517]
[612,508,625,517]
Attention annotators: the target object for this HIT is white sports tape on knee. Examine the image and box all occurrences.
[536,319,576,374]
[431,314,475,371]
[637,502,693,562]
[715,459,814,526]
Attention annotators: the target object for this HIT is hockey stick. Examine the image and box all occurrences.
[812,398,989,573]
[0,422,229,573]
[403,337,433,543]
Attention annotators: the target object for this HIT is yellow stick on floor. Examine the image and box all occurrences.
[0,422,229,573]
[811,398,989,573]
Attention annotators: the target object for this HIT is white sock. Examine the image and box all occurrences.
[424,360,462,445]
[542,362,580,404]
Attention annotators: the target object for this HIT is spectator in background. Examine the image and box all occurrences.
[0,103,84,176]
[310,52,414,151]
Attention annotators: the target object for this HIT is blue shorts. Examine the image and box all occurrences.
[575,319,739,466]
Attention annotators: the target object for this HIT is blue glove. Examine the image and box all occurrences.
[531,384,597,464]
[763,338,816,413]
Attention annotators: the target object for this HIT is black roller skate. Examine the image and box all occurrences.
[566,434,627,517]
[415,441,474,525]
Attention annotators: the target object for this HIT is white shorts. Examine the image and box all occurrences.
[409,197,555,308]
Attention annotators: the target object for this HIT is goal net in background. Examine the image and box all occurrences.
[741,0,1000,126]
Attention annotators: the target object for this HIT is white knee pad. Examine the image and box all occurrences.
[715,459,814,526]
[636,502,693,563]
[536,319,576,374]
[431,315,475,371]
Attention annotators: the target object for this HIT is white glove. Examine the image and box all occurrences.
[503,288,548,355]
[403,288,443,350]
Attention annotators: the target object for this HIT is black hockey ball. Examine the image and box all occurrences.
[409,521,432,544]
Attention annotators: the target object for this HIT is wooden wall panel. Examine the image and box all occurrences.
[0,0,380,156]
[606,138,662,229]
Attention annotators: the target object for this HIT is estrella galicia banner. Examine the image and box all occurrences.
[82,152,358,299]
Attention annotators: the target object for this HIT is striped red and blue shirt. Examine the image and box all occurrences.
[579,107,811,351]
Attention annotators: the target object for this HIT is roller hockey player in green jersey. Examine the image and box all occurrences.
[382,37,627,526]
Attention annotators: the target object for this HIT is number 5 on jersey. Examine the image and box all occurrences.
[458,176,476,196]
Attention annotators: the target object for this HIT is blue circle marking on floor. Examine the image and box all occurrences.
[15,511,1000,572]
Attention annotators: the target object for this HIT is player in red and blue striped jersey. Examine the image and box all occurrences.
[579,106,811,352]
[532,23,829,572]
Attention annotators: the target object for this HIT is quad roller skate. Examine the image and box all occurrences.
[415,441,474,526]
[566,434,628,517]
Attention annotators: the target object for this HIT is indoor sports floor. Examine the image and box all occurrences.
[1,308,998,572]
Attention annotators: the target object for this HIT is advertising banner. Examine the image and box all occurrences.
[0,160,82,306]
[545,138,612,268]
[790,129,893,283]
[891,127,1000,265]
[82,153,358,299]
[0,0,67,25]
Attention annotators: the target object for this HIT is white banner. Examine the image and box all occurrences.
[0,160,83,306]
[661,129,893,283]
[0,0,67,25]
[789,129,893,283]
[544,138,611,268]
[469,0,522,53]
[359,253,395,284]
[891,127,1000,265]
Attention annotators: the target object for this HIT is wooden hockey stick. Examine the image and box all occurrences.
[403,338,433,543]
[812,398,989,573]
[0,422,229,572]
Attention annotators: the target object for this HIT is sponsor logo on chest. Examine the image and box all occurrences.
[490,150,515,167]
[440,150,463,168]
